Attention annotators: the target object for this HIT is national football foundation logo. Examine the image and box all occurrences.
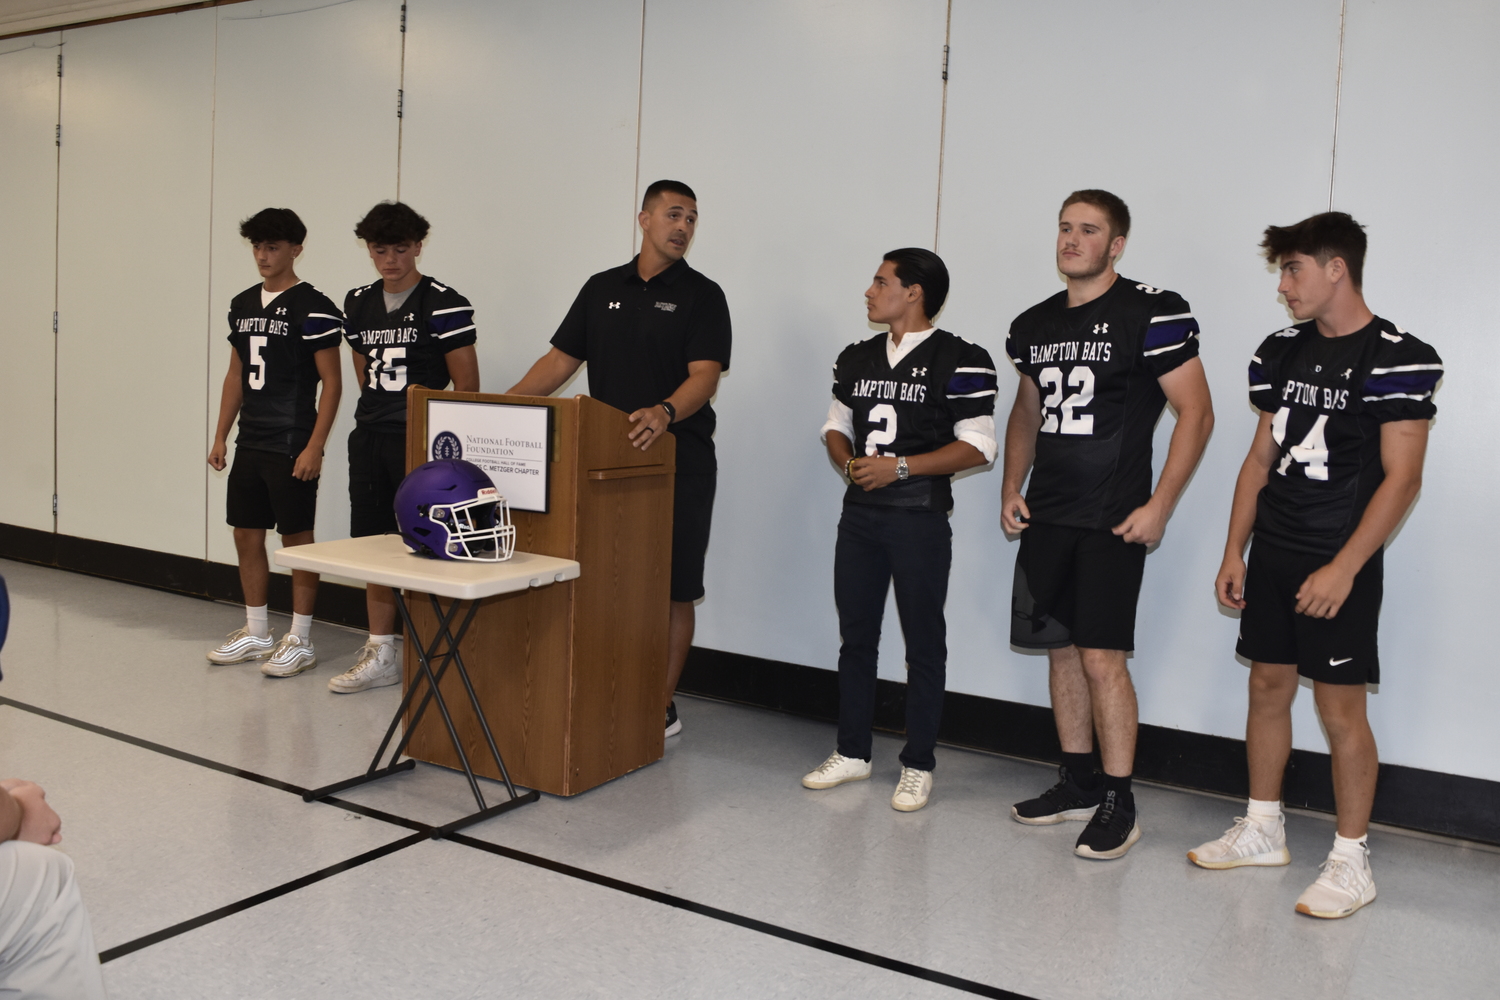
[431,431,463,461]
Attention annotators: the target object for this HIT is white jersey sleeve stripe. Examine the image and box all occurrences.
[954,367,998,375]
[433,324,476,340]
[1362,391,1433,402]
[431,306,473,316]
[947,390,998,399]
[1149,312,1193,323]
[1142,338,1193,358]
[1369,364,1443,374]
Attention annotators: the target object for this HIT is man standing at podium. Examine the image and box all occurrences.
[509,180,732,740]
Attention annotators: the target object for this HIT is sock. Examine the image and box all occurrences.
[1332,832,1368,863]
[1102,772,1134,809]
[246,605,270,639]
[291,613,313,640]
[368,633,396,647]
[1247,798,1283,826]
[1061,752,1099,789]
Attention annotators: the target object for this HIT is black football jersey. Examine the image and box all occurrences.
[343,275,477,429]
[1006,277,1200,529]
[227,282,344,456]
[1249,317,1441,556]
[831,329,998,511]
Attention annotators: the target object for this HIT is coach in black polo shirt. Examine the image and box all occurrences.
[509,179,732,740]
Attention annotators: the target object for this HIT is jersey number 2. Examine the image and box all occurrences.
[367,347,408,391]
[1271,407,1329,480]
[1038,366,1095,435]
[865,403,897,456]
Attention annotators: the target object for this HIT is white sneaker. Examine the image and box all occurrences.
[207,628,274,664]
[260,633,318,677]
[801,751,872,789]
[1295,847,1377,919]
[891,767,932,812]
[327,640,401,694]
[1188,815,1292,869]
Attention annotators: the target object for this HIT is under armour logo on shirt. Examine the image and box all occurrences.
[275,307,287,316]
[912,367,927,377]
[1342,368,1353,379]
[405,313,415,321]
[608,302,621,309]
[1093,323,1109,336]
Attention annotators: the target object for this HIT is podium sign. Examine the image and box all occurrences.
[425,399,552,513]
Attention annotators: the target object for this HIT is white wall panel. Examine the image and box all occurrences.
[55,10,215,556]
[205,0,402,569]
[0,35,60,531]
[933,1,1343,742]
[638,0,950,675]
[399,0,644,394]
[1331,0,1500,777]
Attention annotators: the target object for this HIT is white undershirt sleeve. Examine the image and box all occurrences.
[954,414,999,464]
[819,398,855,445]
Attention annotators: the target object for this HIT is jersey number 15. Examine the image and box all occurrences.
[365,347,408,391]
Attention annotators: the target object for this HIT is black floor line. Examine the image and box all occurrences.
[96,832,430,963]
[445,832,1034,1000]
[3,697,1036,999]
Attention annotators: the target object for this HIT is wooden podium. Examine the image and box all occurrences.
[402,388,674,796]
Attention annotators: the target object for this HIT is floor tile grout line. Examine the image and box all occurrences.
[96,832,430,964]
[444,832,1035,1000]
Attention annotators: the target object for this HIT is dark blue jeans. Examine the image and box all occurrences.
[834,502,952,772]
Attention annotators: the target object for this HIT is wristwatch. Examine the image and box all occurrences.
[658,400,677,424]
[896,456,909,480]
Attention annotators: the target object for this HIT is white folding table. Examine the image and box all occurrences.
[275,535,581,836]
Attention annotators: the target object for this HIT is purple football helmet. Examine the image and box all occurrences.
[394,460,516,562]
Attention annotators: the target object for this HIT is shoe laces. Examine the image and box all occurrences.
[896,768,926,796]
[1088,790,1130,830]
[1220,815,1259,846]
[224,627,251,642]
[1315,857,1363,893]
[813,753,850,776]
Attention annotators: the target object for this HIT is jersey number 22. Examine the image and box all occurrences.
[1038,366,1094,435]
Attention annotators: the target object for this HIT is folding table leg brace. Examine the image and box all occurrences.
[303,590,540,835]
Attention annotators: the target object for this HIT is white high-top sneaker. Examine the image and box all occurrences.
[327,640,400,693]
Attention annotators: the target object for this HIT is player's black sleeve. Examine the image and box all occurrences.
[426,284,476,353]
[831,344,859,409]
[685,278,732,372]
[342,284,372,353]
[1141,289,1201,379]
[1362,331,1442,423]
[299,289,344,354]
[550,282,591,361]
[1248,328,1298,413]
[944,339,999,421]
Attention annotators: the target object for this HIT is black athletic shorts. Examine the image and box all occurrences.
[1010,522,1148,652]
[1236,539,1382,685]
[671,473,716,603]
[226,446,318,535]
[348,425,408,538]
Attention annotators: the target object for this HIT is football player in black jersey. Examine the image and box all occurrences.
[206,208,344,677]
[1189,213,1441,919]
[331,202,480,694]
[801,249,997,812]
[1003,190,1214,858]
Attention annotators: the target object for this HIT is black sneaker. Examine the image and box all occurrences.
[664,700,682,738]
[1011,766,1103,825]
[1074,789,1142,859]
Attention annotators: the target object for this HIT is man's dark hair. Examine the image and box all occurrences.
[354,201,430,245]
[642,179,697,211]
[883,247,950,320]
[1260,211,1367,288]
[1060,189,1131,242]
[239,207,306,246]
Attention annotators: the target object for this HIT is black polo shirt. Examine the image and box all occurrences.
[551,256,732,475]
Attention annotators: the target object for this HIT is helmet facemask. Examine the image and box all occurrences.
[421,487,516,562]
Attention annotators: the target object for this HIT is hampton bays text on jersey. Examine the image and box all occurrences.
[1028,340,1112,365]
[235,316,293,337]
[851,378,927,403]
[354,327,419,346]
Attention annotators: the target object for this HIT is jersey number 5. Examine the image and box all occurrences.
[247,336,267,391]
[1270,407,1329,480]
[1038,366,1095,435]
[366,347,408,391]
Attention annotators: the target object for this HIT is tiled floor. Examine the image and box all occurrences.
[2,557,1497,999]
